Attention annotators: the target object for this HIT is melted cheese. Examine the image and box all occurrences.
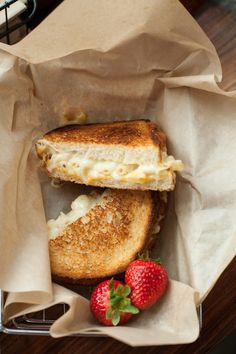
[47,190,163,242]
[40,146,183,184]
[47,193,101,240]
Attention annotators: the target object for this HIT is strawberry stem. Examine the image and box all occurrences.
[138,253,162,264]
[105,278,139,325]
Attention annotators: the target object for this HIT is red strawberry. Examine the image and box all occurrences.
[125,256,168,310]
[90,278,139,326]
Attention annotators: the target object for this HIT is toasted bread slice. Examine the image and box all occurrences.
[36,120,183,191]
[48,189,163,283]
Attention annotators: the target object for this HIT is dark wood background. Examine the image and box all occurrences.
[1,1,236,353]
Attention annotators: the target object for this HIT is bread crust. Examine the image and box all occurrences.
[43,120,166,148]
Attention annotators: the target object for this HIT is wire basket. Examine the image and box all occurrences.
[0,1,203,339]
[0,0,37,44]
[0,289,203,337]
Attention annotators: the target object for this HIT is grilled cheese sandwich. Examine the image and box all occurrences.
[48,189,165,284]
[36,120,183,191]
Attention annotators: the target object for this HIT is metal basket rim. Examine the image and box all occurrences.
[0,289,203,337]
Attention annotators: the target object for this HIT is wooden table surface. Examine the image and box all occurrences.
[1,1,236,353]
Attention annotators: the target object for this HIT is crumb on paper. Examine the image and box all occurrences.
[55,97,88,126]
[59,107,88,126]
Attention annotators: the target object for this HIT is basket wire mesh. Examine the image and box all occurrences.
[0,289,203,336]
[0,0,37,44]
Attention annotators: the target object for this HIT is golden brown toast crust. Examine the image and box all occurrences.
[49,189,157,282]
[44,120,166,148]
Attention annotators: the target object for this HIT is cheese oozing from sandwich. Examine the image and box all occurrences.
[47,190,164,243]
[37,141,183,184]
[47,193,101,239]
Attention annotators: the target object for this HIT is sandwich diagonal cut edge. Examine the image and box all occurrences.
[35,120,184,191]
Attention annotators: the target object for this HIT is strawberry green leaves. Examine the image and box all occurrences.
[138,252,162,264]
[106,278,139,326]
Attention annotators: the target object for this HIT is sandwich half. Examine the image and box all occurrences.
[48,188,165,284]
[36,120,183,191]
